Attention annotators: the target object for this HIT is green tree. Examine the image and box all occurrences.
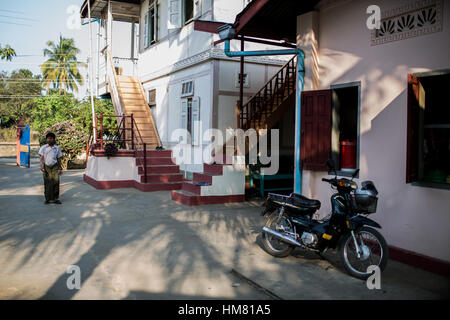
[42,121,88,170]
[41,35,85,93]
[31,92,79,133]
[32,92,116,137]
[0,44,16,61]
[0,69,42,126]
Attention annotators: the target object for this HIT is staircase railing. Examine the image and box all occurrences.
[93,112,148,183]
[239,55,297,130]
[106,50,124,116]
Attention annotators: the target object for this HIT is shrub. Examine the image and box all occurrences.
[41,121,88,170]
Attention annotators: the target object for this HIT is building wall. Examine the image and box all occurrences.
[300,0,450,261]
[136,0,290,173]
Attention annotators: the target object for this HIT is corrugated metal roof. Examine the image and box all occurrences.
[80,0,140,22]
[233,0,320,43]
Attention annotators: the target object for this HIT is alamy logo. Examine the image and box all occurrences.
[171,125,280,175]
[366,265,381,290]
[66,265,81,290]
[366,5,381,30]
[67,5,81,30]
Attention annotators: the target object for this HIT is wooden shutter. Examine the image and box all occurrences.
[181,98,188,142]
[168,0,181,29]
[300,89,332,171]
[406,74,423,183]
[191,96,200,145]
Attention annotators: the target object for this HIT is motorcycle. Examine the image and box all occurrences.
[260,159,388,280]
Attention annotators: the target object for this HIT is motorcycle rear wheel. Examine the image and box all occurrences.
[262,211,295,258]
[340,226,389,280]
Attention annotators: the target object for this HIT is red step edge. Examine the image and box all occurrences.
[171,190,245,206]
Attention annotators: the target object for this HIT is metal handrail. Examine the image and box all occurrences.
[240,55,297,129]
[94,112,148,183]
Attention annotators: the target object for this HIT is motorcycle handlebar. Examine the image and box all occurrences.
[322,178,331,183]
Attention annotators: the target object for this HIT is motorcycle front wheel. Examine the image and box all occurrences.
[340,226,389,280]
[261,211,295,258]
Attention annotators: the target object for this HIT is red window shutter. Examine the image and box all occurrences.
[406,74,422,183]
[300,89,332,171]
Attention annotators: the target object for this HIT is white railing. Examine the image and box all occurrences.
[106,50,124,116]
[112,56,138,77]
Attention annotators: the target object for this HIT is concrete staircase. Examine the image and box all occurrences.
[171,157,245,206]
[134,149,183,192]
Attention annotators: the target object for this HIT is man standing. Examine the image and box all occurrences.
[39,132,63,204]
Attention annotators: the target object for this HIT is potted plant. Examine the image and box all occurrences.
[104,143,118,159]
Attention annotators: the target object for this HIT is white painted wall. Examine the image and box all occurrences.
[85,156,138,181]
[300,0,450,261]
[201,156,246,195]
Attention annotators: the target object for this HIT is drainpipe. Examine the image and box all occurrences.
[219,25,305,194]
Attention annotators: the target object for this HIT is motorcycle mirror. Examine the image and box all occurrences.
[326,159,337,176]
[351,168,360,180]
[326,159,335,170]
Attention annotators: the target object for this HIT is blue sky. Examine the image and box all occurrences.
[0,0,92,97]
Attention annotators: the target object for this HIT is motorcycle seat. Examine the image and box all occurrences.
[290,193,321,210]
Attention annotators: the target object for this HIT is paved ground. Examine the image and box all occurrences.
[0,159,449,300]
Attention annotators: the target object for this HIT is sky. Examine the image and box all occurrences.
[0,0,96,99]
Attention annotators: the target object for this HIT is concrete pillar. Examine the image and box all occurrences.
[297,11,319,91]
[296,11,320,196]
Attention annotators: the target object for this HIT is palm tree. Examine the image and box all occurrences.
[41,35,85,93]
[0,44,16,61]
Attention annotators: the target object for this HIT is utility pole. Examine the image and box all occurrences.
[87,0,97,143]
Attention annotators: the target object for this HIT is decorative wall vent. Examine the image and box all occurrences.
[371,0,443,46]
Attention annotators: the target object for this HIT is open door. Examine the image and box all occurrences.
[300,89,332,171]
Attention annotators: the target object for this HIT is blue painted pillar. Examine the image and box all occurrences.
[221,37,306,194]
[294,52,305,194]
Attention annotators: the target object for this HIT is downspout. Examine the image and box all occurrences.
[219,25,305,194]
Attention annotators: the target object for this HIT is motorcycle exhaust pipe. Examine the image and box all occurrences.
[262,226,304,248]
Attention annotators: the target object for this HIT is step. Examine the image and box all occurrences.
[119,87,141,94]
[203,164,223,175]
[118,82,140,88]
[134,181,182,192]
[193,172,215,184]
[135,150,173,158]
[180,181,205,195]
[136,157,176,165]
[139,173,183,183]
[123,105,148,110]
[171,190,245,206]
[138,164,180,174]
[122,97,146,103]
[133,118,153,125]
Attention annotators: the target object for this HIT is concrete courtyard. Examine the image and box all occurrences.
[0,158,448,300]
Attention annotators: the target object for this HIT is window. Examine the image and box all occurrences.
[183,0,194,24]
[148,89,156,108]
[143,0,158,49]
[407,72,450,186]
[181,80,194,97]
[181,96,200,145]
[300,83,360,174]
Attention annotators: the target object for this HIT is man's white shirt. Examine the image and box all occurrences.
[39,144,63,166]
